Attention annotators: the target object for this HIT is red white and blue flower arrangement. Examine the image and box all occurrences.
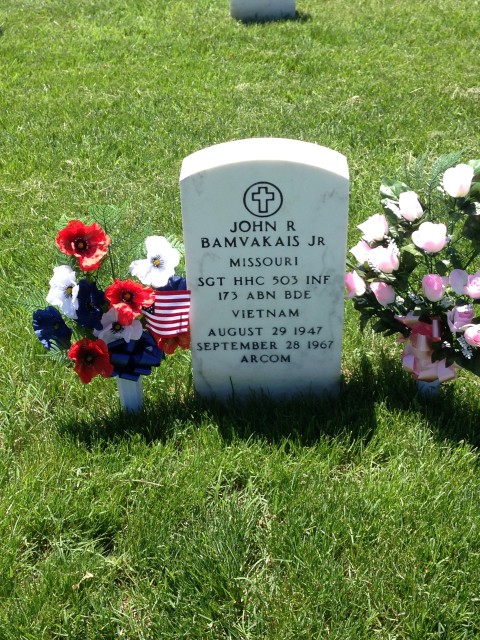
[346,154,480,390]
[32,215,190,411]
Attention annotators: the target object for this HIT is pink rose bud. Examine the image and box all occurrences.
[368,244,400,274]
[422,274,447,302]
[412,222,447,253]
[442,164,474,198]
[447,305,474,333]
[370,281,396,306]
[345,271,366,298]
[449,269,468,295]
[385,191,423,222]
[357,214,389,242]
[398,191,423,222]
[463,324,480,347]
[350,240,371,264]
[464,272,480,299]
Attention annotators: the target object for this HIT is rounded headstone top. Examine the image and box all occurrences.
[180,138,349,181]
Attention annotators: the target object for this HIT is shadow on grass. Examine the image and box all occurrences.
[57,352,480,450]
[237,10,311,25]
[57,395,374,450]
[382,367,480,449]
[349,350,480,449]
[57,355,377,449]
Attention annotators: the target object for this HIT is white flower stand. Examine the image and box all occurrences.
[116,377,143,412]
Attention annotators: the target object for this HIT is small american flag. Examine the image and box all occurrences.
[143,289,191,341]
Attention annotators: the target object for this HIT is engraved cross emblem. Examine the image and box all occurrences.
[243,182,283,218]
[251,185,275,214]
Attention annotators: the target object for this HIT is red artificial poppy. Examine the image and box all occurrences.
[68,337,114,384]
[156,329,191,355]
[105,279,155,325]
[56,220,110,272]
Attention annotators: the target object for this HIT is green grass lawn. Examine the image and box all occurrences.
[1,0,480,637]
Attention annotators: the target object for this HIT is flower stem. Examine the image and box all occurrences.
[101,216,117,281]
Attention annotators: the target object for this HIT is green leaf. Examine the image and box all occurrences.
[371,319,386,333]
[467,159,480,176]
[21,293,51,314]
[402,243,422,258]
[462,214,480,247]
[435,259,450,276]
[459,200,479,215]
[345,258,359,271]
[88,204,124,232]
[165,234,185,258]
[380,178,411,201]
[468,182,480,199]
[386,222,400,238]
[400,251,418,272]
[429,151,464,184]
[40,343,72,367]
[399,245,421,277]
[455,352,480,377]
[71,323,91,342]
[360,312,373,332]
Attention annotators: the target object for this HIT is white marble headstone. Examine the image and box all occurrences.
[180,138,349,401]
[230,0,296,21]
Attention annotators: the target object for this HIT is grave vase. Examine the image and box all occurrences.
[416,379,441,398]
[230,0,296,21]
[116,377,143,412]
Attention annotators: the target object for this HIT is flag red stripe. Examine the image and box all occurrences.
[144,315,189,323]
[144,289,191,338]
[148,320,189,326]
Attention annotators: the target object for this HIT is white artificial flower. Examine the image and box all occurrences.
[46,265,79,319]
[93,308,143,344]
[442,164,474,198]
[129,236,180,288]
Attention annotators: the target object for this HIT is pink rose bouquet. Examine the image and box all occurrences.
[346,153,480,383]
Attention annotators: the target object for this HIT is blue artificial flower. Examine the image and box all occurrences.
[108,330,165,380]
[75,280,107,331]
[157,275,187,291]
[32,306,72,350]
